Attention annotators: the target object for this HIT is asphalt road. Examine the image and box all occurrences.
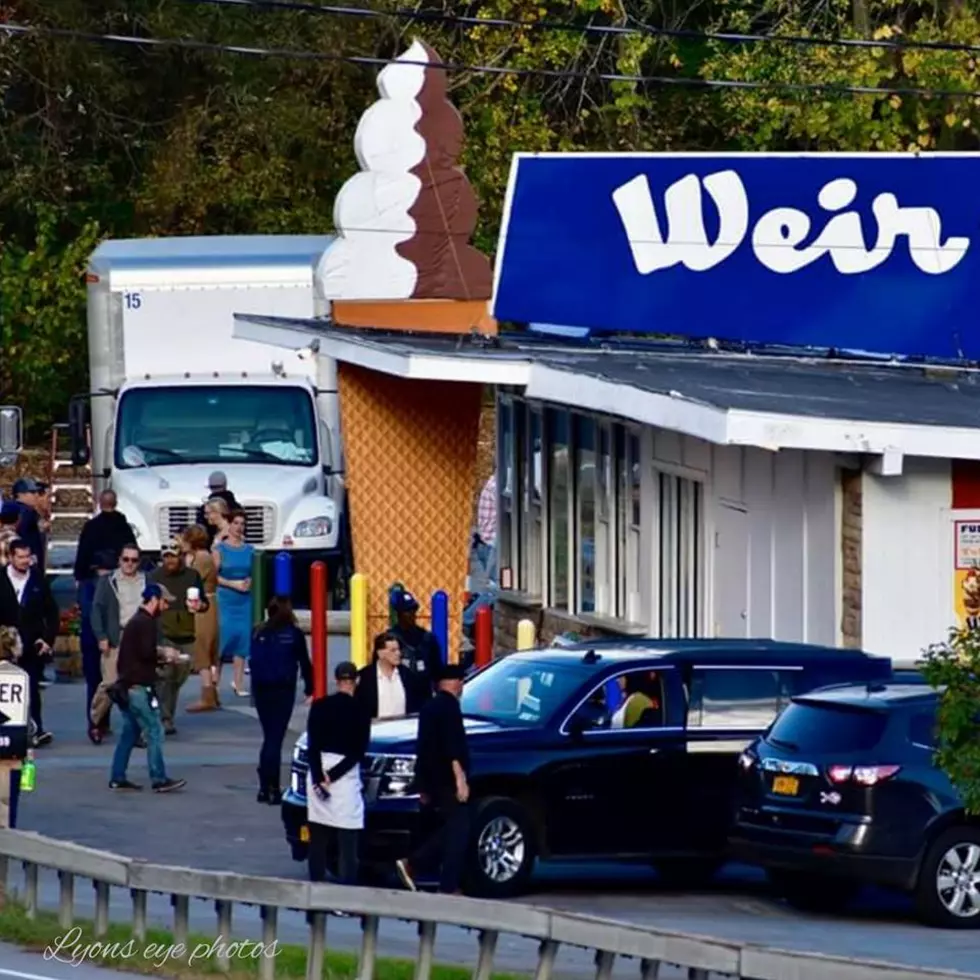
[2,652,978,979]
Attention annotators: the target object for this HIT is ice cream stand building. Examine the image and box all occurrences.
[236,42,980,666]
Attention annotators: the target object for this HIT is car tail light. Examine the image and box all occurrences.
[827,764,901,785]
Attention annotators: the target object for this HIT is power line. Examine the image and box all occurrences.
[1,21,977,99]
[179,0,980,59]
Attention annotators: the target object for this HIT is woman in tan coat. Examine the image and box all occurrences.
[182,524,221,712]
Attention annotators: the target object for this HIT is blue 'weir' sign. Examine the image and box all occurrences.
[491,152,980,360]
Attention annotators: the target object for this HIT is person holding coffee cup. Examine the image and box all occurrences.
[149,540,208,734]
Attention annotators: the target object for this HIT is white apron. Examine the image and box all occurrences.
[306,752,364,830]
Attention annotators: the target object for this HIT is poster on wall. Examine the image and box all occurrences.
[953,520,980,630]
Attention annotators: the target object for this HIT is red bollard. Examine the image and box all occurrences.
[474,604,493,669]
[310,561,328,699]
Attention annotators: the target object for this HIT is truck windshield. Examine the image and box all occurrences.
[115,385,318,469]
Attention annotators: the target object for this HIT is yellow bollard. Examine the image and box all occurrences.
[350,573,368,669]
[516,618,536,651]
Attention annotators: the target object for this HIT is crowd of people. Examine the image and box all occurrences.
[1,466,480,891]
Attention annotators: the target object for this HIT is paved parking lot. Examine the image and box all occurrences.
[5,668,978,977]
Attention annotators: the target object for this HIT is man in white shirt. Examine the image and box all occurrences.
[355,632,429,721]
[474,474,497,584]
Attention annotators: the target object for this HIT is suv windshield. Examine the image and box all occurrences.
[115,385,318,468]
[460,657,588,726]
[766,701,888,754]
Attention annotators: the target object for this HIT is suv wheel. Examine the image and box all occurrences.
[466,797,537,899]
[767,869,859,914]
[916,827,980,928]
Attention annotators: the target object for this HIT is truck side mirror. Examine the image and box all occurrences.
[0,406,23,459]
[68,397,90,467]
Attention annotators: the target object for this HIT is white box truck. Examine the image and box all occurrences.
[70,235,350,604]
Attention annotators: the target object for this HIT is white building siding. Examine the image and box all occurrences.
[861,459,951,660]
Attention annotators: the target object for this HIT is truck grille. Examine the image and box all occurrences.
[157,504,275,546]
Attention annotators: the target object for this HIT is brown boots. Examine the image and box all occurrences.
[186,685,219,713]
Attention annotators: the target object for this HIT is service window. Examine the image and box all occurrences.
[568,668,668,732]
[687,668,796,730]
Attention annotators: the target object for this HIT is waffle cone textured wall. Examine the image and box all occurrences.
[338,363,482,659]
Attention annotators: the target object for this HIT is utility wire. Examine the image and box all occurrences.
[1,21,978,99]
[179,0,980,59]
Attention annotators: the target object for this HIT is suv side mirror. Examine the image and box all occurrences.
[69,397,90,467]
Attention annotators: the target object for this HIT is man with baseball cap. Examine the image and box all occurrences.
[8,478,44,573]
[109,582,186,793]
[396,661,470,894]
[305,660,371,885]
[195,471,240,543]
[389,590,443,685]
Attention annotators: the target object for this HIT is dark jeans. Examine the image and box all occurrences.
[308,822,360,885]
[409,793,471,894]
[252,682,295,789]
[111,687,167,785]
[79,579,106,730]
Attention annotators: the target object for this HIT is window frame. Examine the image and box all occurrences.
[684,664,804,731]
[547,407,574,612]
[558,665,682,737]
[520,403,546,600]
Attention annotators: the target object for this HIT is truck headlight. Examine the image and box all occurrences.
[293,517,332,538]
[379,756,416,799]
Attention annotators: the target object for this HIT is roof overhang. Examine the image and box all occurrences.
[233,315,980,466]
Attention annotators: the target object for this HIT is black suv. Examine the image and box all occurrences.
[284,639,892,896]
[731,684,978,929]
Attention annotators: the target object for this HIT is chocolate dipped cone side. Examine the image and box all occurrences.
[395,41,493,301]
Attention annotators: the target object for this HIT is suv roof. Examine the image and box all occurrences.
[554,637,882,662]
[796,683,939,711]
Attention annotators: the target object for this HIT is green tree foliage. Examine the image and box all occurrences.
[921,629,980,815]
[2,0,980,435]
[0,208,101,430]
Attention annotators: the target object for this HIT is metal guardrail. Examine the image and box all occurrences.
[0,830,974,980]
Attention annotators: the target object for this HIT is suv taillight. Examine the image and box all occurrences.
[827,764,901,786]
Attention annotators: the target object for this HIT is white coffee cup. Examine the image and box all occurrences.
[186,587,201,603]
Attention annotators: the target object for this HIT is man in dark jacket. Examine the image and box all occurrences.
[388,591,443,687]
[8,479,44,573]
[109,583,186,793]
[356,631,430,721]
[75,490,136,737]
[396,662,470,895]
[0,539,58,746]
[305,661,371,885]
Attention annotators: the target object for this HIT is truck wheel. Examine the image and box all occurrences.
[767,868,859,914]
[466,797,537,899]
[915,826,980,928]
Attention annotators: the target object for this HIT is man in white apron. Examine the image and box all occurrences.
[305,660,371,885]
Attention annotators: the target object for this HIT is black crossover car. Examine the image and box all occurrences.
[283,638,893,896]
[731,683,978,929]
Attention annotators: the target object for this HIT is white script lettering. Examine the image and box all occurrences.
[613,170,970,276]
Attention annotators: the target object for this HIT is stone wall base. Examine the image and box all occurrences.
[494,595,634,653]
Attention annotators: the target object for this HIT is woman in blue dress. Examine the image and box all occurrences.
[213,509,255,698]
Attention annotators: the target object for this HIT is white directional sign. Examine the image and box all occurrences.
[0,662,30,759]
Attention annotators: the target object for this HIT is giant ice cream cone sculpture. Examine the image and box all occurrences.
[316,39,494,331]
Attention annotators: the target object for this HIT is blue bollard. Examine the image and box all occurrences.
[274,551,292,598]
[431,589,450,664]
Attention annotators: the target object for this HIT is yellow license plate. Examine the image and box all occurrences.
[772,775,799,796]
[299,825,310,843]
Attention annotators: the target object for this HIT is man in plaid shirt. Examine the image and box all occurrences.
[474,473,497,584]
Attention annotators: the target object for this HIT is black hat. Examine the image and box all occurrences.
[436,662,466,681]
[334,661,358,682]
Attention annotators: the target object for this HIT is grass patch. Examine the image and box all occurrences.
[0,900,526,979]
